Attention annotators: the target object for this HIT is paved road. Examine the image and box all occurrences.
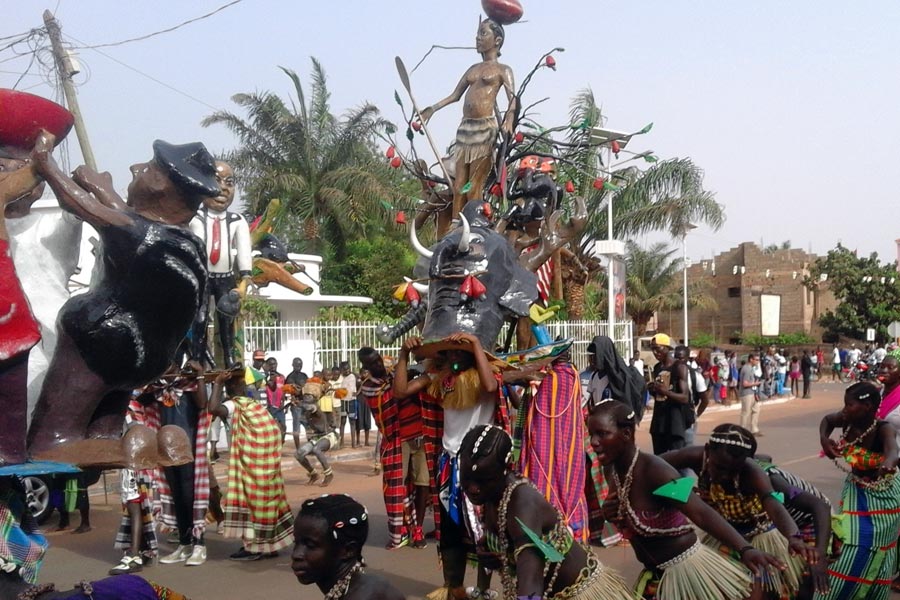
[39,380,864,599]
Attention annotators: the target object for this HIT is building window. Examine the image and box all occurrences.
[727,287,741,298]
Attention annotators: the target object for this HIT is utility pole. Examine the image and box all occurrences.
[42,9,96,169]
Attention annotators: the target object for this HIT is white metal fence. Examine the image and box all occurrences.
[242,319,633,371]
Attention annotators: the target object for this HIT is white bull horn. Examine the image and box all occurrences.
[404,277,429,295]
[457,213,471,254]
[409,218,433,259]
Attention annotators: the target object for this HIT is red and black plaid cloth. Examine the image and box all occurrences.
[361,373,413,547]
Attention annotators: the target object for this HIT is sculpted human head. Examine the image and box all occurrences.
[127,141,218,226]
[476,18,504,56]
[204,161,235,213]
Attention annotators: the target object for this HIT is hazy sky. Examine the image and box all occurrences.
[5,1,900,264]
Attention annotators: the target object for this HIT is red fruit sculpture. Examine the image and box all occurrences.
[390,156,402,168]
[386,146,396,159]
[564,181,575,193]
[481,0,524,25]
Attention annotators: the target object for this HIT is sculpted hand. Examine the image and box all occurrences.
[30,130,56,170]
[418,106,434,124]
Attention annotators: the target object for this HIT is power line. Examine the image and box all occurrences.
[68,0,245,49]
[64,32,221,112]
[0,30,34,43]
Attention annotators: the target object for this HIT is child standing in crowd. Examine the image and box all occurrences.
[789,355,801,398]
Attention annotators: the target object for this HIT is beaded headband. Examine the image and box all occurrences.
[595,398,636,421]
[470,425,513,471]
[709,435,752,449]
[302,494,369,539]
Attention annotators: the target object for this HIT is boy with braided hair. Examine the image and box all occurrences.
[292,494,404,600]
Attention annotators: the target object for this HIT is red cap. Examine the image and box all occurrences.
[0,89,74,150]
[252,350,266,360]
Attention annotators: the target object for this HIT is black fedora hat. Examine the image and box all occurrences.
[152,140,219,198]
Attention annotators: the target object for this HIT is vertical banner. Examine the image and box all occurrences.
[760,294,781,336]
[612,257,627,320]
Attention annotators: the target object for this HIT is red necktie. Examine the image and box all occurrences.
[210,216,222,265]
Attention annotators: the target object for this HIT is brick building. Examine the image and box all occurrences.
[656,242,837,343]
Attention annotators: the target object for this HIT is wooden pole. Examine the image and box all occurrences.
[42,10,97,169]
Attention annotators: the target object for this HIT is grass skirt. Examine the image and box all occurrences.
[635,540,752,600]
[703,527,804,598]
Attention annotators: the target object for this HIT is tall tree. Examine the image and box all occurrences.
[202,59,399,258]
[805,244,900,342]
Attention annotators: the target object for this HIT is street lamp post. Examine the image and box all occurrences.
[589,127,633,342]
[681,223,696,346]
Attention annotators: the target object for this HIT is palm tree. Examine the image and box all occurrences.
[202,59,398,258]
[551,90,724,317]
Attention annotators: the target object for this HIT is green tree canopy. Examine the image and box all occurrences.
[202,59,403,258]
[319,235,418,320]
[805,244,900,342]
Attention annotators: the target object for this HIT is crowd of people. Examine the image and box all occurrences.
[12,333,896,600]
[4,23,900,600]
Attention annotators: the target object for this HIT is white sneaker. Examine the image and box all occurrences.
[159,544,192,564]
[185,545,207,566]
[108,554,142,575]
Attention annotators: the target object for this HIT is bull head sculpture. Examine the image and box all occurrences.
[410,200,538,349]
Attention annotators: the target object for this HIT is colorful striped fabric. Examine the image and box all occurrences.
[143,393,212,541]
[819,474,900,599]
[361,373,412,547]
[221,395,293,554]
[0,489,47,584]
[114,470,158,558]
[519,362,589,542]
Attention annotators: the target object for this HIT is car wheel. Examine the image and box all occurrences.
[21,475,51,524]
